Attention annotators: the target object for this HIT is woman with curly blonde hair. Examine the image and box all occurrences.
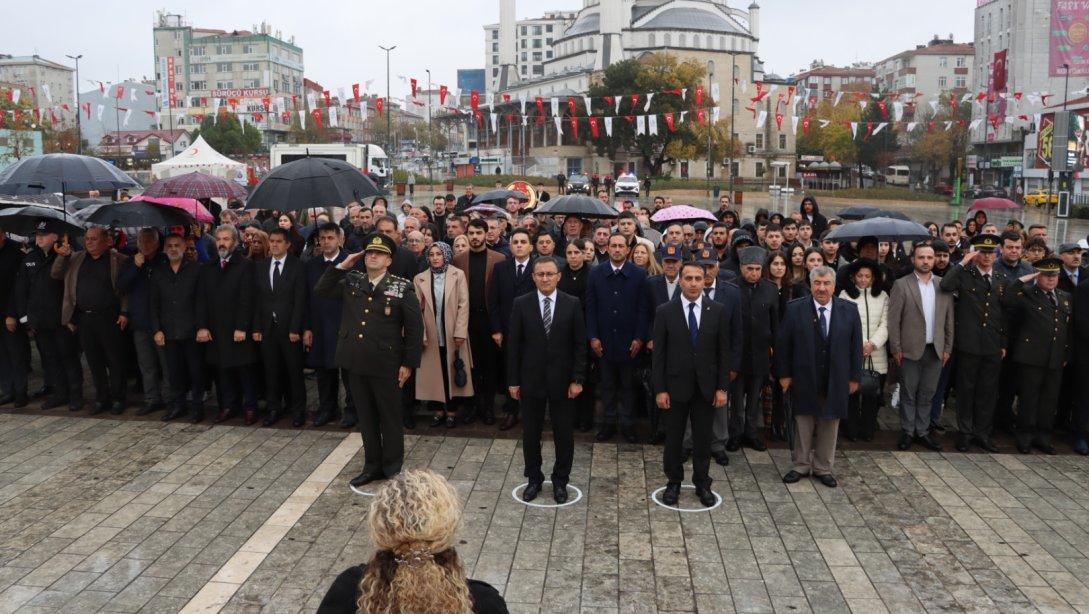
[318,469,508,613]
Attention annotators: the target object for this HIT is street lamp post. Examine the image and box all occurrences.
[65,54,82,154]
[1063,62,1071,109]
[707,60,715,208]
[379,45,396,173]
[728,53,737,198]
[426,68,433,190]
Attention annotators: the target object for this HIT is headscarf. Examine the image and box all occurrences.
[428,241,453,274]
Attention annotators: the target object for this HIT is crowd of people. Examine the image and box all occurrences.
[0,186,1084,505]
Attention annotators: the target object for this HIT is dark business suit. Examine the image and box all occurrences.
[644,273,680,438]
[1073,280,1089,444]
[1057,266,1085,431]
[197,256,258,416]
[730,279,779,444]
[652,296,731,489]
[689,283,743,454]
[507,291,587,487]
[150,259,205,419]
[586,260,648,431]
[253,255,308,420]
[488,256,536,416]
[776,297,862,476]
[306,252,352,423]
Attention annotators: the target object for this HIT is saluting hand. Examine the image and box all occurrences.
[1019,272,1040,283]
[338,251,364,270]
[959,249,977,267]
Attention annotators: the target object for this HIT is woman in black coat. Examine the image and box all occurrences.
[318,470,508,614]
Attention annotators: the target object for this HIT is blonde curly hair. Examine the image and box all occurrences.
[356,469,473,613]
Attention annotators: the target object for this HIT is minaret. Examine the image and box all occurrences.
[498,0,519,89]
[748,1,760,40]
[595,0,625,69]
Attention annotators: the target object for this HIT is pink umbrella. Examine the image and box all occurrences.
[129,194,215,222]
[650,204,717,224]
[143,172,247,200]
[968,197,1019,211]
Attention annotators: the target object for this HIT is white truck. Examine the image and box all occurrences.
[269,143,390,187]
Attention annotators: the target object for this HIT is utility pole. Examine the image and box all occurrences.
[707,60,715,208]
[379,45,396,171]
[426,68,433,189]
[66,54,83,154]
[728,53,737,198]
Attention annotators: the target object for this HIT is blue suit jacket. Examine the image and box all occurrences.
[305,251,347,369]
[585,260,648,362]
[775,296,862,419]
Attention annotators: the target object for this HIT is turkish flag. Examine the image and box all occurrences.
[502,93,511,102]
[775,112,784,129]
[352,84,360,103]
[535,96,544,116]
[312,109,323,127]
[664,112,675,132]
[261,96,270,111]
[439,85,448,105]
[281,111,290,122]
[115,85,124,99]
[630,94,640,110]
[376,98,384,116]
[695,84,704,107]
[228,98,238,110]
[992,50,1008,91]
[877,101,887,118]
[697,108,706,123]
[323,90,331,107]
[567,96,576,115]
[802,116,811,135]
[470,90,480,112]
[588,116,599,137]
[410,78,418,99]
[603,95,614,109]
[569,115,578,138]
[474,111,483,127]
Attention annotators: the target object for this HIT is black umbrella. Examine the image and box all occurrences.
[0,154,139,195]
[67,197,113,211]
[0,193,70,212]
[0,205,85,236]
[472,189,528,205]
[244,157,381,212]
[838,205,879,220]
[533,194,618,219]
[863,209,912,221]
[827,218,931,242]
[74,201,193,230]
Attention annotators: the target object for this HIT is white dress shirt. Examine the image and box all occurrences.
[681,294,703,329]
[915,272,936,344]
[664,275,679,299]
[1065,267,1080,286]
[269,256,287,287]
[537,290,558,325]
[323,250,341,264]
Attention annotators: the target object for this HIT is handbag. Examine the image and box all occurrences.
[453,351,468,388]
[858,294,882,398]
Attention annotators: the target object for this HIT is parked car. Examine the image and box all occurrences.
[614,173,640,195]
[933,182,954,195]
[567,173,590,194]
[1024,189,1059,207]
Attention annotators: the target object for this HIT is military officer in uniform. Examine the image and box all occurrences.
[315,233,423,486]
[939,234,1007,452]
[1001,257,1072,455]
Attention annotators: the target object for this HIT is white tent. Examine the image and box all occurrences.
[151,135,246,181]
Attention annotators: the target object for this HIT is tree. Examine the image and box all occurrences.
[587,53,707,175]
[0,95,48,165]
[191,111,262,155]
[796,97,860,166]
[41,127,84,154]
[901,99,971,185]
[286,110,331,144]
[407,121,448,155]
[856,99,900,187]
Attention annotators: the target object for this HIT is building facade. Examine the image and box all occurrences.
[792,61,875,103]
[484,11,576,89]
[97,129,191,163]
[0,55,75,124]
[152,10,304,146]
[874,36,974,98]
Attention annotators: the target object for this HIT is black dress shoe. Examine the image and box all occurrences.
[662,483,681,506]
[596,425,616,441]
[747,437,767,452]
[215,408,235,423]
[403,414,416,430]
[1033,441,1057,455]
[817,474,838,488]
[917,434,943,451]
[499,413,519,431]
[339,412,358,428]
[553,483,568,504]
[1075,439,1089,456]
[522,481,542,502]
[350,472,382,487]
[31,385,50,399]
[724,437,741,452]
[68,401,83,412]
[41,397,68,410]
[974,437,1000,453]
[263,411,281,427]
[189,410,204,424]
[782,470,805,484]
[650,431,666,445]
[90,402,109,416]
[312,411,333,427]
[445,416,457,429]
[292,413,306,428]
[0,393,14,405]
[429,415,445,428]
[622,429,637,444]
[481,411,496,426]
[695,486,716,507]
[1016,443,1032,455]
[897,432,913,451]
[135,402,163,416]
[579,420,595,433]
[109,401,125,416]
[163,406,186,421]
[712,451,730,466]
[460,410,477,425]
[955,433,971,452]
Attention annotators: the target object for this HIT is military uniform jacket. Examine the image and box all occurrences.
[939,264,1009,356]
[1001,280,1071,370]
[314,267,424,379]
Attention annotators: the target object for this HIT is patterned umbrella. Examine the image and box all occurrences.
[0,153,138,195]
[650,204,716,224]
[464,203,510,218]
[143,171,247,200]
[129,194,214,222]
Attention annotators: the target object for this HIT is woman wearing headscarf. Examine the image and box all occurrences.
[413,242,474,428]
[318,469,508,613]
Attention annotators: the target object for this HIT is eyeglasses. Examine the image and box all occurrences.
[534,272,558,278]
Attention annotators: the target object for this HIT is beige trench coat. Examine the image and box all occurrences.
[413,267,474,402]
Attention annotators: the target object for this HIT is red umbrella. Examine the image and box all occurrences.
[968,197,1019,211]
[143,172,247,200]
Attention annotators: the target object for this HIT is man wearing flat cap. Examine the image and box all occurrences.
[727,246,779,452]
[939,234,1008,452]
[316,233,424,486]
[1001,257,1072,454]
[1057,242,1084,294]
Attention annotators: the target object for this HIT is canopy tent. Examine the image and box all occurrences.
[151,135,246,181]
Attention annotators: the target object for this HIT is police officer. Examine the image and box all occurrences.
[1001,257,1072,455]
[315,233,423,487]
[939,234,1007,452]
[7,224,82,411]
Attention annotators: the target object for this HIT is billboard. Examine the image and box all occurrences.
[1050,0,1089,76]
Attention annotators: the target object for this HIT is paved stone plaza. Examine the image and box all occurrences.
[1,413,1089,613]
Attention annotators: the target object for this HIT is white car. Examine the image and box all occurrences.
[614,173,640,195]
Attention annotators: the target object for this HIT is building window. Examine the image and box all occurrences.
[755,161,765,176]
[533,65,544,75]
[492,54,499,65]
[190,80,206,90]
[190,64,205,74]
[492,30,498,40]
[938,76,947,88]
[521,65,527,75]
[521,26,527,35]
[242,62,259,71]
[216,62,232,72]
[190,46,206,57]
[242,44,254,54]
[492,43,498,53]
[755,133,764,149]
[546,25,553,32]
[244,79,260,88]
[521,39,526,49]
[956,56,966,68]
[492,68,498,77]
[546,50,552,59]
[532,52,542,61]
[532,25,541,35]
[216,81,233,89]
[533,38,541,48]
[216,44,232,54]
[521,52,527,61]
[778,134,786,149]
[955,76,966,88]
[938,56,948,68]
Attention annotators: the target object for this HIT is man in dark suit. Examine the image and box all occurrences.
[150,234,205,423]
[777,266,862,488]
[586,233,648,442]
[729,246,780,452]
[452,219,506,425]
[1002,257,1072,454]
[1055,242,1083,432]
[252,228,308,427]
[1073,275,1089,455]
[305,222,352,427]
[653,261,732,508]
[315,233,423,486]
[197,225,259,424]
[507,256,587,504]
[1057,243,1085,293]
[644,242,685,443]
[488,228,536,430]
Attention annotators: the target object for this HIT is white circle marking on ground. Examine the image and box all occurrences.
[650,485,723,512]
[510,481,584,508]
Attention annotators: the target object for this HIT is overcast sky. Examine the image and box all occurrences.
[10,0,974,95]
